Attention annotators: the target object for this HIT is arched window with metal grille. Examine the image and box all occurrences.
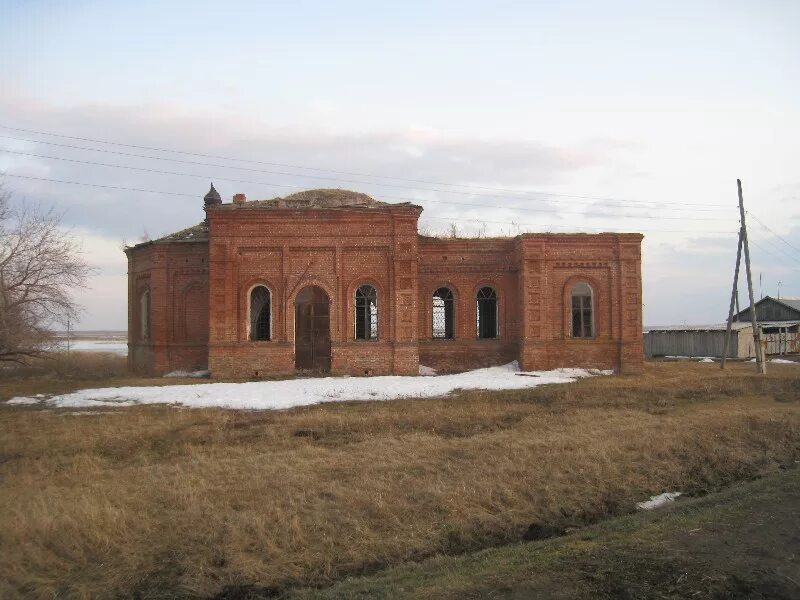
[249,286,271,341]
[571,282,594,338]
[355,284,378,340]
[432,287,455,339]
[476,286,498,339]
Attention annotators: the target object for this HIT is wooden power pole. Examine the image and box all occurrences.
[735,180,766,373]
[721,229,743,369]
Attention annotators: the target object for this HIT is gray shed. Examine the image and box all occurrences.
[734,296,800,323]
[644,323,755,359]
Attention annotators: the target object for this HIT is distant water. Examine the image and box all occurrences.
[57,331,128,356]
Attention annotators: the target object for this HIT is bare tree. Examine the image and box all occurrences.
[0,182,92,363]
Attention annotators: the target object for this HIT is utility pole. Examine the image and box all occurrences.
[738,179,766,374]
[721,228,743,369]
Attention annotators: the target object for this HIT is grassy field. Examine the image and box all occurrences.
[291,466,800,599]
[1,358,799,599]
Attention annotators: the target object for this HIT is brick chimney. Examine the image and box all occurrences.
[233,193,247,205]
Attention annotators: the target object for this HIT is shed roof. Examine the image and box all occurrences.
[733,295,800,319]
[644,323,752,333]
[776,297,800,311]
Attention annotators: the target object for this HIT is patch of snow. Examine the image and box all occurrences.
[163,370,211,378]
[418,365,437,376]
[636,492,682,510]
[666,355,714,360]
[587,368,615,375]
[747,358,797,364]
[6,396,39,405]
[699,358,714,363]
[6,362,611,411]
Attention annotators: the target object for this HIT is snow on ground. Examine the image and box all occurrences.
[748,358,799,364]
[163,370,211,378]
[7,362,612,411]
[636,492,682,510]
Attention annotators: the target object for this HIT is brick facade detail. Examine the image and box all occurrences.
[126,190,643,377]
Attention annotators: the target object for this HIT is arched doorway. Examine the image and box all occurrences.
[295,286,331,371]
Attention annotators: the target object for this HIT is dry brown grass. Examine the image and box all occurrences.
[0,351,208,402]
[0,350,127,382]
[1,362,799,599]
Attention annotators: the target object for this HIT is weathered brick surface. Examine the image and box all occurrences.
[125,242,208,375]
[126,195,643,377]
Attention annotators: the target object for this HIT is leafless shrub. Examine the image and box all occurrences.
[0,181,92,364]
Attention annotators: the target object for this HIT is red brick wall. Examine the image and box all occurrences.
[515,233,644,374]
[206,206,422,377]
[126,241,209,375]
[127,206,643,377]
[414,234,643,374]
[417,237,519,372]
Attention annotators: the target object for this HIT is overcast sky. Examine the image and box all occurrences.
[1,0,798,329]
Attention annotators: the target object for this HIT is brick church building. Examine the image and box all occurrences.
[125,186,644,377]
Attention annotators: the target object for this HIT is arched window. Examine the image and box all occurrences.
[250,286,271,341]
[571,282,593,338]
[432,287,455,339]
[476,286,497,339]
[355,284,378,340]
[140,289,151,342]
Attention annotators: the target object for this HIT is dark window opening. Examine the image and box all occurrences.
[250,286,271,341]
[433,287,455,339]
[355,285,378,340]
[476,286,497,339]
[571,283,593,338]
[140,289,151,342]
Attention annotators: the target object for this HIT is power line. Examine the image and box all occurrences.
[3,131,697,211]
[748,237,800,272]
[421,214,737,235]
[748,211,800,256]
[748,232,800,263]
[0,149,738,223]
[3,171,738,235]
[3,173,197,197]
[0,124,732,210]
[0,133,731,213]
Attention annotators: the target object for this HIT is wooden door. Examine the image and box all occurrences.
[295,286,331,371]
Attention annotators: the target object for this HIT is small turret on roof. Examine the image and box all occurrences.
[203,183,222,209]
[203,183,222,224]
